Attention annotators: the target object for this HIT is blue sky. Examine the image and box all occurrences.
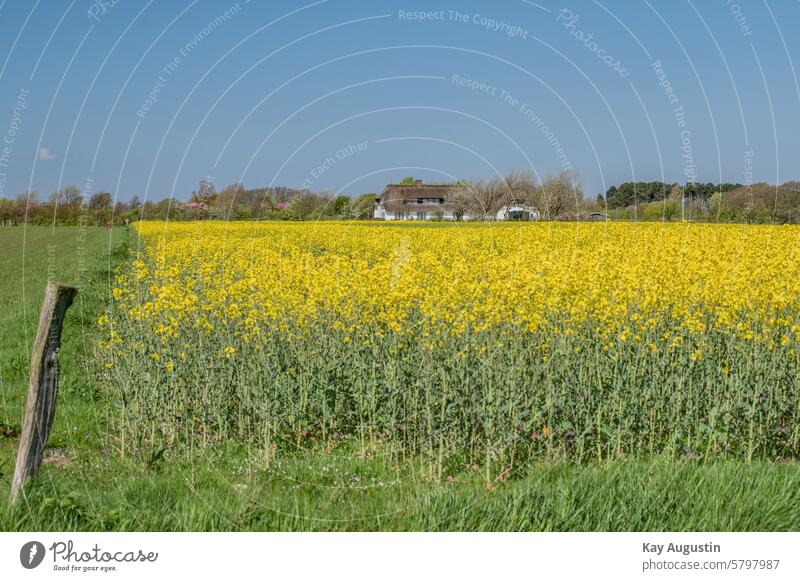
[0,0,797,201]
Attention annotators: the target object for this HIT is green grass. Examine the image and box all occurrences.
[0,225,124,445]
[0,225,799,531]
[3,448,800,531]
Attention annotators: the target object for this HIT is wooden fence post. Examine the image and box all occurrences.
[9,282,77,504]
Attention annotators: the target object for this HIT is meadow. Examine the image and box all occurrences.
[2,222,800,531]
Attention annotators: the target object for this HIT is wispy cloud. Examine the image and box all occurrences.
[38,147,57,160]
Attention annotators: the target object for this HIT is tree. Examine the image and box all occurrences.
[708,192,723,221]
[661,200,679,221]
[352,193,378,219]
[291,192,328,220]
[332,195,351,217]
[12,191,37,222]
[605,186,620,207]
[49,185,82,207]
[464,175,516,220]
[214,183,244,217]
[399,176,416,186]
[195,179,216,204]
[15,190,37,206]
[0,198,12,223]
[89,191,113,210]
[505,170,536,202]
[540,170,583,219]
[447,184,477,220]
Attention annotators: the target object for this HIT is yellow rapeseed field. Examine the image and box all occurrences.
[102,221,800,462]
[112,221,800,344]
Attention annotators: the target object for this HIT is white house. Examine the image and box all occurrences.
[373,181,462,220]
[374,181,540,221]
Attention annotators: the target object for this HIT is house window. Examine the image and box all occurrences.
[508,210,532,221]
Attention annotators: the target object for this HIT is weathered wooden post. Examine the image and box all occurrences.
[10,282,77,504]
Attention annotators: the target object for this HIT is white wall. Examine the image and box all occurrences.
[376,209,457,221]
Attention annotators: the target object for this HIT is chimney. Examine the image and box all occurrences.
[415,179,423,188]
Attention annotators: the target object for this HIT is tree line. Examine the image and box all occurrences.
[2,176,800,226]
[0,182,378,226]
[601,180,800,224]
[604,181,742,208]
[443,170,585,220]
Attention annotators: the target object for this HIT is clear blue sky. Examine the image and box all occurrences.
[0,0,797,201]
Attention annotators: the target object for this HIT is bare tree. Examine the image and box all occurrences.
[503,170,538,202]
[14,190,37,207]
[447,184,476,220]
[215,182,244,217]
[48,185,82,208]
[539,170,583,219]
[479,171,541,220]
[88,191,113,210]
[462,177,514,220]
[12,191,37,221]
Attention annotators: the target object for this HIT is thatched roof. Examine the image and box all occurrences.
[377,182,461,212]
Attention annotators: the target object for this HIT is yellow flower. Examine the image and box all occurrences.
[117,221,800,350]
[223,346,236,358]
